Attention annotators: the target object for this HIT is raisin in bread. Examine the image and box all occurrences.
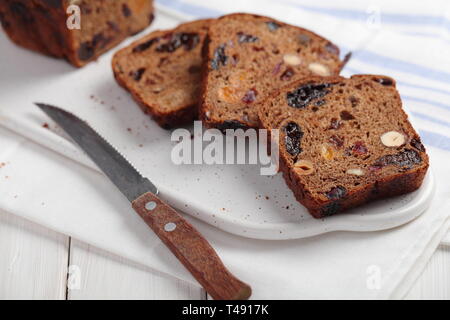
[200,13,347,131]
[258,75,429,218]
[0,0,154,67]
[112,19,211,129]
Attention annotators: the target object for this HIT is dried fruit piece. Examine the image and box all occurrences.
[242,88,257,104]
[340,111,355,120]
[368,165,382,172]
[321,144,334,160]
[280,68,295,81]
[132,37,159,53]
[349,96,359,107]
[122,4,132,17]
[373,149,422,169]
[156,32,200,52]
[314,100,326,107]
[283,54,302,66]
[351,141,368,155]
[293,160,314,175]
[328,118,342,130]
[308,62,331,76]
[325,42,339,55]
[326,186,347,200]
[280,68,295,80]
[237,32,259,43]
[346,168,364,176]
[375,77,394,86]
[217,120,248,131]
[211,44,228,70]
[410,138,425,152]
[129,68,146,81]
[329,135,344,148]
[381,131,405,148]
[284,122,304,156]
[298,34,310,45]
[320,202,341,216]
[218,86,237,102]
[78,42,95,61]
[266,21,281,31]
[286,83,332,109]
[272,62,283,75]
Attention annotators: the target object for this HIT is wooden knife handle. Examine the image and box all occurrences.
[132,192,252,300]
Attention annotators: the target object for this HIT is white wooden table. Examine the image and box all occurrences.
[0,208,449,300]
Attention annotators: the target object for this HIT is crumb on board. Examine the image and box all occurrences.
[42,123,49,129]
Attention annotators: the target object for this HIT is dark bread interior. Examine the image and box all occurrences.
[200,13,346,131]
[258,74,429,218]
[112,19,211,128]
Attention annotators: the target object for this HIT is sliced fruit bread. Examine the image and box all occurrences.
[112,19,211,129]
[200,13,347,130]
[0,0,154,67]
[258,74,429,218]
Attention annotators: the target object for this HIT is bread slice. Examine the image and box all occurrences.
[112,19,211,129]
[200,13,347,130]
[258,75,429,218]
[0,0,154,67]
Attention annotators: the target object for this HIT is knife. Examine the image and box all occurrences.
[35,103,252,300]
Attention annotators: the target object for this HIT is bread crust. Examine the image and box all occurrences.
[258,74,429,218]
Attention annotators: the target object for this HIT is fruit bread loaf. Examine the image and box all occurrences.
[112,19,211,129]
[258,74,429,218]
[200,13,348,131]
[0,0,154,67]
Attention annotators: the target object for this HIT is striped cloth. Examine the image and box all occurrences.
[157,0,450,152]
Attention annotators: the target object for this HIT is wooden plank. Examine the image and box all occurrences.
[0,209,69,299]
[67,239,206,300]
[405,245,450,299]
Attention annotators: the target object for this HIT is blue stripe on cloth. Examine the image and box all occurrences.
[345,67,450,97]
[281,2,450,29]
[161,0,450,85]
[419,130,450,151]
[157,0,221,17]
[411,112,450,128]
[350,50,450,84]
[402,95,450,112]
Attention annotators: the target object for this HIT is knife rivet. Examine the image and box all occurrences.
[164,222,176,232]
[145,201,157,211]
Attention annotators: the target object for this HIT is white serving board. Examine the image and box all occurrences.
[0,5,435,240]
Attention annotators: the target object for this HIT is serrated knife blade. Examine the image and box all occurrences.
[35,103,251,300]
[36,103,157,201]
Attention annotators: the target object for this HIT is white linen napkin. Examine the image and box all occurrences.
[1,0,450,299]
[0,126,449,299]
